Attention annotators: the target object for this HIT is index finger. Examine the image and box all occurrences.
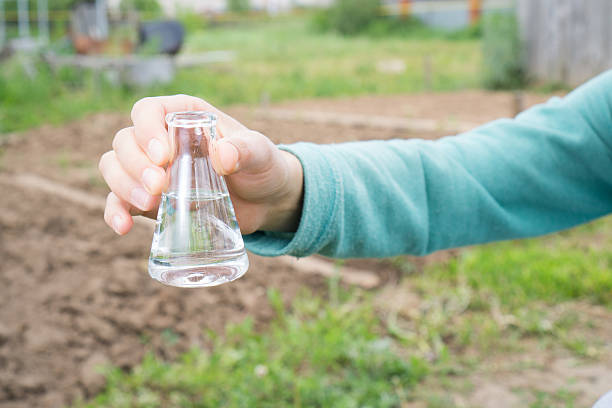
[130,94,246,166]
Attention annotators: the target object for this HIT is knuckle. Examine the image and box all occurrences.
[111,127,131,151]
[131,97,154,120]
[232,136,251,158]
[98,151,113,174]
[176,94,208,111]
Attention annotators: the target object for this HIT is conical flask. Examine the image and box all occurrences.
[148,111,249,287]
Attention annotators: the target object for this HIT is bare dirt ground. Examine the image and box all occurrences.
[1,90,610,408]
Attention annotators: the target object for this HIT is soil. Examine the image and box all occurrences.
[2,90,609,408]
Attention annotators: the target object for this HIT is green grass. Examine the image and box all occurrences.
[78,289,427,408]
[180,17,481,102]
[422,219,612,308]
[0,14,481,134]
[390,216,612,365]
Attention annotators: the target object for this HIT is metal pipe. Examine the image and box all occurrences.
[38,0,49,43]
[18,0,30,37]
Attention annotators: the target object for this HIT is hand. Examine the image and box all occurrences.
[99,95,303,236]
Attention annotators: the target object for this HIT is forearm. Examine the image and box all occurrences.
[245,70,612,258]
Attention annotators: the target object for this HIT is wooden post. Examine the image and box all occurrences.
[469,0,482,25]
[423,54,432,90]
[400,0,412,19]
[513,90,525,117]
[518,0,612,86]
[0,0,5,48]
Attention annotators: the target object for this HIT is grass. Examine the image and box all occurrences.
[0,14,481,134]
[77,289,427,408]
[422,218,612,308]
[77,216,612,407]
[180,17,481,102]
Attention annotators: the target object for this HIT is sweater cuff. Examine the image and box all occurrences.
[243,142,342,257]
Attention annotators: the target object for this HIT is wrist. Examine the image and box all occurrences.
[261,150,304,232]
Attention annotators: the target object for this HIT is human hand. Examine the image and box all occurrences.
[99,95,303,236]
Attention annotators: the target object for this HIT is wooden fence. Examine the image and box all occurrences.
[517,0,612,86]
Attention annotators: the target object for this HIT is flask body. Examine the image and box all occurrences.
[148,111,248,287]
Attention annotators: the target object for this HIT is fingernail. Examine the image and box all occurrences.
[148,139,165,164]
[131,187,151,210]
[112,215,123,235]
[142,167,159,194]
[218,141,240,174]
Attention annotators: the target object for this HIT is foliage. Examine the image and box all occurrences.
[447,19,483,40]
[366,16,432,38]
[321,0,382,36]
[3,0,76,12]
[313,5,482,41]
[228,0,250,14]
[77,290,427,407]
[177,11,208,35]
[119,0,162,17]
[482,13,527,89]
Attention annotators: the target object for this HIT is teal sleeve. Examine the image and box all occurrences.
[244,70,612,258]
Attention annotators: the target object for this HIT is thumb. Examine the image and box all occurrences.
[211,129,276,176]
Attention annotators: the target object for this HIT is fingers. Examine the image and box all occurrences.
[99,150,156,212]
[104,192,134,235]
[112,127,166,195]
[130,95,246,166]
[211,128,276,176]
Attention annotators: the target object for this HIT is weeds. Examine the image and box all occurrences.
[482,12,527,89]
[78,289,427,408]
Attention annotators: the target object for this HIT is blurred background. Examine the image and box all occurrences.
[1,1,612,407]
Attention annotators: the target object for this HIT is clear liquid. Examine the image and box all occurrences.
[148,190,249,288]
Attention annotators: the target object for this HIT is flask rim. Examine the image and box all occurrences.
[165,111,217,128]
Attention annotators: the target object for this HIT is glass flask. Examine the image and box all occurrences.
[148,111,249,287]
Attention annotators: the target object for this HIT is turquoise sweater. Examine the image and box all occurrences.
[244,70,612,258]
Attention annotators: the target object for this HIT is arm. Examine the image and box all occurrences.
[245,70,612,258]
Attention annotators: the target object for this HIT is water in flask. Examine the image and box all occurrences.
[148,111,249,287]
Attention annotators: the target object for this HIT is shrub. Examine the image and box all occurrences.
[228,0,250,13]
[120,0,162,17]
[366,16,430,38]
[482,13,527,89]
[320,0,382,36]
[177,11,208,34]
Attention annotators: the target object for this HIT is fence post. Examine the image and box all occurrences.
[469,0,481,24]
[38,0,49,44]
[423,54,432,90]
[18,0,30,38]
[0,0,5,48]
[400,0,412,19]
